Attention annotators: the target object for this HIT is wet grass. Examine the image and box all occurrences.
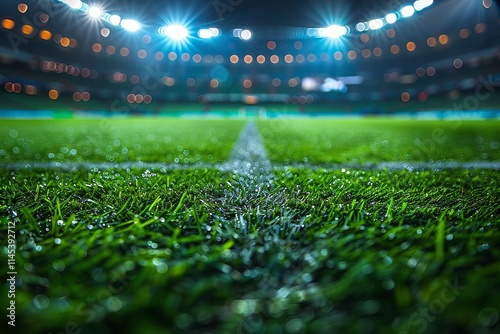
[257,119,500,164]
[1,167,499,334]
[0,119,245,164]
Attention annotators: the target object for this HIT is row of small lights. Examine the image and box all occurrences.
[5,16,482,63]
[55,0,434,41]
[2,80,482,106]
[3,4,80,49]
[37,46,483,91]
[4,86,151,104]
[3,3,490,66]
[88,23,487,65]
[0,81,459,106]
[40,60,98,79]
[3,82,93,102]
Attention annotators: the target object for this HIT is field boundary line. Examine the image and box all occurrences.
[1,161,499,171]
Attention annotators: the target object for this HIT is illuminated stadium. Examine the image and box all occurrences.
[1,1,500,333]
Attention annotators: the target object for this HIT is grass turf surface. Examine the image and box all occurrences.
[257,119,500,164]
[1,118,499,165]
[1,118,500,333]
[0,119,245,163]
[1,168,499,333]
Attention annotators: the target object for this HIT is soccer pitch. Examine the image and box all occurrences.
[1,118,500,334]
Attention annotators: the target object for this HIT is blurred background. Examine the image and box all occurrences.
[0,0,499,117]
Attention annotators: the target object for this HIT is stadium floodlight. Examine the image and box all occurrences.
[160,24,189,40]
[60,0,83,9]
[355,22,368,32]
[209,28,220,37]
[320,25,348,38]
[385,13,398,24]
[198,29,212,39]
[400,5,416,17]
[88,6,102,18]
[240,29,252,40]
[109,14,121,26]
[368,19,384,30]
[121,19,141,32]
[198,28,220,39]
[413,0,433,11]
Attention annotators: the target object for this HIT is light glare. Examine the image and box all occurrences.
[414,0,433,11]
[401,5,416,17]
[355,22,368,32]
[198,29,213,39]
[209,28,220,37]
[320,25,347,38]
[88,6,101,18]
[109,15,121,26]
[368,19,384,30]
[240,29,252,40]
[385,13,398,24]
[198,28,219,39]
[161,24,189,40]
[60,0,83,9]
[121,19,141,32]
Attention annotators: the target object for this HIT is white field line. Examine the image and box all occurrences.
[1,161,499,171]
[215,121,275,235]
[274,161,500,171]
[218,121,273,179]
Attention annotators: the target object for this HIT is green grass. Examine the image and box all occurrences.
[1,168,499,333]
[0,119,245,163]
[2,118,499,165]
[257,119,500,164]
[1,118,499,333]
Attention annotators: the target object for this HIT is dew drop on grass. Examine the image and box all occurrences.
[54,238,61,245]
[400,242,410,250]
[286,318,303,334]
[106,297,123,312]
[57,220,64,226]
[477,243,490,251]
[33,295,49,310]
[35,245,42,252]
[52,260,65,272]
[446,234,454,241]
[91,267,107,282]
[407,258,418,268]
[382,279,395,290]
[477,307,499,327]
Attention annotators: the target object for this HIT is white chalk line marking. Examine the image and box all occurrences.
[1,161,499,171]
